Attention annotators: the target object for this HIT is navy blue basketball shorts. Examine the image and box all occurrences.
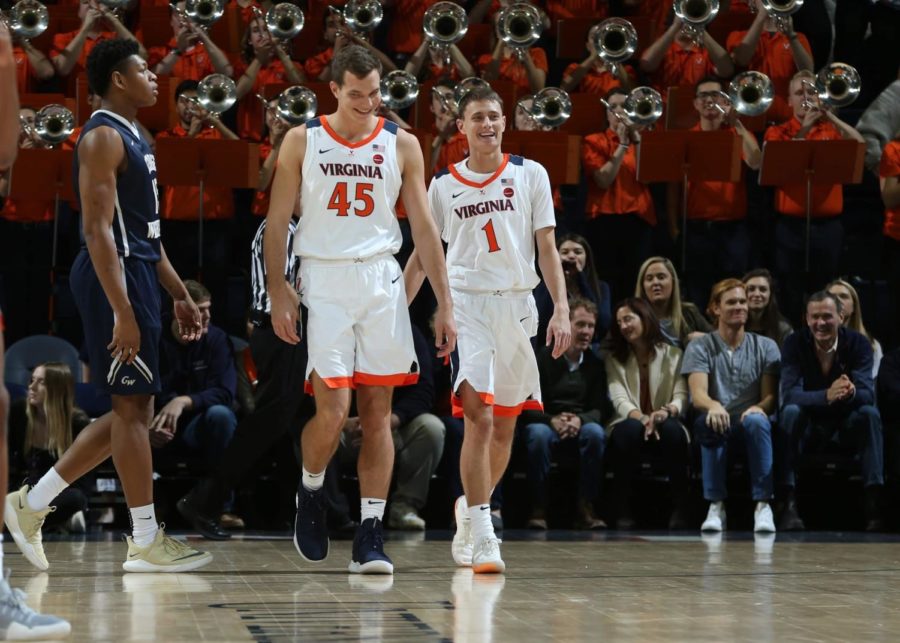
[70,249,161,396]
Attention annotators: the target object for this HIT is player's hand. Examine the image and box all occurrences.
[546,307,572,359]
[108,307,141,365]
[174,295,202,341]
[433,303,457,358]
[271,285,301,345]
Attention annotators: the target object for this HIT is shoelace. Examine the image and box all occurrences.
[161,535,195,557]
[24,507,54,540]
[479,537,502,558]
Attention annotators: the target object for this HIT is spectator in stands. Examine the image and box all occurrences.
[560,25,635,95]
[52,0,146,80]
[8,363,90,533]
[513,94,552,132]
[150,280,241,528]
[582,88,655,302]
[234,14,307,140]
[676,76,761,306]
[305,9,397,82]
[385,0,443,65]
[404,32,474,82]
[335,324,445,530]
[429,80,468,172]
[639,16,734,96]
[880,132,900,348]
[252,96,297,220]
[478,11,548,92]
[779,290,884,531]
[727,0,814,123]
[827,280,884,378]
[149,0,234,79]
[635,256,712,348]
[606,298,690,529]
[535,233,611,344]
[764,70,865,323]
[520,298,610,530]
[743,268,793,348]
[682,278,779,533]
[10,30,54,94]
[0,107,53,222]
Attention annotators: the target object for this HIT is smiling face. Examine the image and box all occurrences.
[745,276,771,312]
[332,69,382,124]
[694,80,725,121]
[806,298,841,346]
[458,98,505,153]
[616,305,645,346]
[642,262,673,306]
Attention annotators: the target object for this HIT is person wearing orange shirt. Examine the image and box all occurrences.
[677,76,762,306]
[581,88,655,301]
[478,13,548,93]
[149,1,234,80]
[384,0,441,59]
[560,27,635,95]
[234,14,307,140]
[640,16,734,97]
[404,37,474,83]
[429,82,469,174]
[727,0,814,123]
[880,136,900,346]
[0,106,54,224]
[11,35,54,95]
[303,10,396,82]
[51,0,145,80]
[764,70,865,321]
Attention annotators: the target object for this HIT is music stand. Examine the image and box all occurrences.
[8,148,75,333]
[759,139,864,272]
[155,138,260,274]
[637,130,742,272]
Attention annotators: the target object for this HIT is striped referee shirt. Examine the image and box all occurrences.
[250,217,300,315]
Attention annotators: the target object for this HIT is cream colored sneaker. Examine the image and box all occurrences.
[4,486,53,571]
[122,527,213,573]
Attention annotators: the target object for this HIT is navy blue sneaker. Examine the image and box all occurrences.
[348,518,393,575]
[294,483,329,563]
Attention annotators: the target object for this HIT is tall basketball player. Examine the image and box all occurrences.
[0,21,72,640]
[406,86,571,573]
[4,39,213,574]
[264,45,456,575]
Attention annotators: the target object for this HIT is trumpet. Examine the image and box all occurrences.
[423,2,468,66]
[602,86,663,128]
[674,0,719,46]
[341,0,383,32]
[179,0,224,30]
[0,0,48,41]
[34,104,76,146]
[380,70,419,111]
[706,71,773,117]
[761,0,803,33]
[590,18,637,76]
[497,2,543,59]
[802,62,861,109]
[197,73,237,113]
[529,87,572,128]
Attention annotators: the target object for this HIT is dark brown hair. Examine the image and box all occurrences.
[331,44,382,87]
[742,268,789,340]
[569,297,598,320]
[457,86,504,120]
[609,298,665,364]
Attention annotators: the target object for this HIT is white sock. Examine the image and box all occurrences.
[302,466,325,492]
[361,498,385,523]
[469,504,494,544]
[27,467,69,511]
[129,503,159,547]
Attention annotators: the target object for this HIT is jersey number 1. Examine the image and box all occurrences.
[481,219,501,253]
[328,182,375,217]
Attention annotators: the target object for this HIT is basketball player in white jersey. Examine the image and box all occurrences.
[264,45,455,575]
[405,86,571,573]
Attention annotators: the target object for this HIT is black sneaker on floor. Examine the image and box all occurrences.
[177,482,231,541]
[348,518,393,575]
[295,484,329,562]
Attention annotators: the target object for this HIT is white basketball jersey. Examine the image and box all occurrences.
[295,116,403,260]
[428,154,556,293]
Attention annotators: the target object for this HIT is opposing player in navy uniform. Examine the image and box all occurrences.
[4,39,213,573]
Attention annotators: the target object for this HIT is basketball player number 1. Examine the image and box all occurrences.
[481,219,501,253]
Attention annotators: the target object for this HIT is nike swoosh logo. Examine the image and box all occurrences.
[128,552,141,558]
[138,516,153,520]
[318,148,334,154]
[519,316,529,323]
[391,275,402,284]
[452,192,465,199]
[480,506,490,511]
[367,500,384,505]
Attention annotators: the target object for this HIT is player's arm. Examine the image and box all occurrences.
[0,23,19,170]
[79,127,140,364]
[264,125,306,345]
[397,130,456,357]
[403,248,426,305]
[536,227,570,358]
[156,245,201,341]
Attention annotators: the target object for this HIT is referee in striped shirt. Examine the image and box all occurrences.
[177,217,311,539]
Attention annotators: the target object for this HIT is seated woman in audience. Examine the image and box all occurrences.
[8,363,90,533]
[606,298,690,529]
[743,268,793,348]
[827,279,884,377]
[635,256,712,348]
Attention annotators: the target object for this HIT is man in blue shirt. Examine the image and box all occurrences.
[778,290,884,531]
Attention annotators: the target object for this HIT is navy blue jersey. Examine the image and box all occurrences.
[73,110,161,262]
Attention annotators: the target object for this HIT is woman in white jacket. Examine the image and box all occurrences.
[605,298,691,530]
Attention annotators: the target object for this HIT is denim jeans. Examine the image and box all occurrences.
[523,422,606,504]
[694,412,773,502]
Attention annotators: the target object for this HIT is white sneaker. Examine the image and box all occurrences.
[753,502,776,533]
[451,496,472,567]
[471,536,505,574]
[701,502,726,532]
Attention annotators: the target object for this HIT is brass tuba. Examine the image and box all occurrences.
[380,70,419,111]
[342,0,383,32]
[34,104,75,146]
[1,0,48,41]
[530,87,572,128]
[276,85,317,124]
[266,3,304,41]
[197,73,237,113]
[761,0,803,32]
[423,2,468,66]
[497,2,543,59]
[673,0,719,46]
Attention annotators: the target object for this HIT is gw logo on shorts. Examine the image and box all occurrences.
[121,376,136,386]
[147,220,161,239]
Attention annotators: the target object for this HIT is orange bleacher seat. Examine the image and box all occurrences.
[20,93,71,111]
[559,92,607,136]
[501,131,581,185]
[707,10,756,48]
[665,85,767,132]
[140,6,174,50]
[555,16,653,62]
[456,24,493,63]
